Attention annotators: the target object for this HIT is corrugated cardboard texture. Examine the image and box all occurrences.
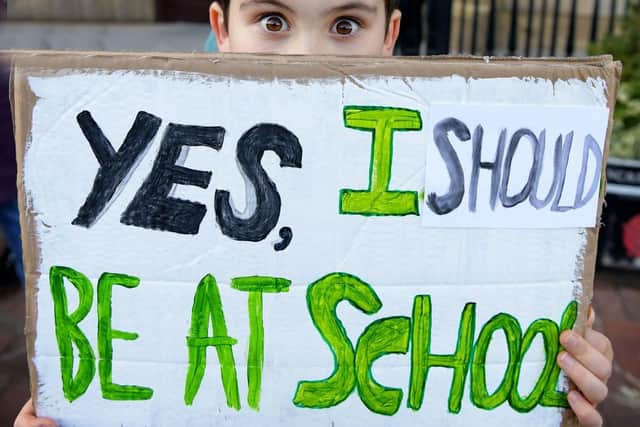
[6,50,621,427]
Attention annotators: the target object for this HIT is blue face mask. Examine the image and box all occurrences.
[204,31,219,52]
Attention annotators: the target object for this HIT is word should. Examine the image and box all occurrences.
[427,119,603,215]
[49,266,576,416]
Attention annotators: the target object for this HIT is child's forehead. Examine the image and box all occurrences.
[233,0,386,12]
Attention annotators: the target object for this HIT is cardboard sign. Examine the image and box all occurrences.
[10,52,620,427]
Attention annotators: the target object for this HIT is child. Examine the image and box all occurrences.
[15,1,613,426]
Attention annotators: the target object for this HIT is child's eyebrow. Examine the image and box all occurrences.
[239,0,294,13]
[323,1,379,15]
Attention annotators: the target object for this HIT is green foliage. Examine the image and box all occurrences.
[590,0,640,159]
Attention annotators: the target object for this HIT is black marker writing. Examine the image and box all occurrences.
[469,126,506,212]
[122,123,225,234]
[529,132,559,209]
[499,129,542,208]
[73,111,161,227]
[215,124,302,243]
[427,118,471,215]
[573,134,602,210]
[550,132,574,212]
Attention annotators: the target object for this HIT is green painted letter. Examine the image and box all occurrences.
[509,319,559,412]
[408,295,476,413]
[97,272,153,400]
[540,300,578,408]
[49,266,96,402]
[184,274,240,409]
[231,276,291,410]
[293,272,382,408]
[340,106,422,216]
[470,313,522,410]
[355,316,410,416]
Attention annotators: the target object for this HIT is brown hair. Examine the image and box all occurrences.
[215,0,400,26]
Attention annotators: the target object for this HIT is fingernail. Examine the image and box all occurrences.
[559,351,575,368]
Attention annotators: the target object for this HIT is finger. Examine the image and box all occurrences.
[567,390,603,427]
[560,331,612,382]
[588,307,595,328]
[14,399,36,427]
[585,328,614,364]
[14,399,57,427]
[557,351,608,405]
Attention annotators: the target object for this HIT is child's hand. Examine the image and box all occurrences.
[14,399,56,427]
[557,308,613,427]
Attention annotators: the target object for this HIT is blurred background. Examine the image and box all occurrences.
[0,0,638,425]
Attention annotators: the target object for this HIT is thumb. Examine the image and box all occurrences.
[14,399,57,427]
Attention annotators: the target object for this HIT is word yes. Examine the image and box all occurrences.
[73,111,302,250]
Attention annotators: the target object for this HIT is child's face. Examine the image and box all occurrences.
[209,0,401,56]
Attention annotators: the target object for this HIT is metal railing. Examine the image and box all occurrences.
[397,0,631,56]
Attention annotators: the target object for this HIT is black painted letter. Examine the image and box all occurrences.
[469,126,507,212]
[215,124,302,242]
[529,132,562,209]
[573,135,603,209]
[551,132,575,212]
[121,124,225,234]
[499,129,542,208]
[427,118,470,215]
[72,111,161,227]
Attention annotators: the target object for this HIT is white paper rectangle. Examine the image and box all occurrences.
[422,104,610,228]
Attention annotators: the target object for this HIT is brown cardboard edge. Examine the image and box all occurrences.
[2,49,619,83]
[5,50,622,424]
[560,56,621,427]
[7,52,42,412]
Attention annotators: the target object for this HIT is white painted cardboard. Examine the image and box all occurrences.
[10,52,621,427]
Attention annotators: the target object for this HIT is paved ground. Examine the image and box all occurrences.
[0,265,638,426]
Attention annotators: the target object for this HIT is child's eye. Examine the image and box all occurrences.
[330,18,360,36]
[260,14,289,33]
